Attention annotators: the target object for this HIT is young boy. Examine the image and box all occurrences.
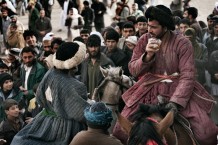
[0,99,24,145]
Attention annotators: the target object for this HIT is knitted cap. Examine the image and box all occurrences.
[0,73,13,88]
[84,102,113,128]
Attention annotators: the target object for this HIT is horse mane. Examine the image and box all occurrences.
[128,103,170,145]
[130,103,169,121]
[128,119,164,145]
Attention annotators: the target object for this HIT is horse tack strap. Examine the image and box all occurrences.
[146,117,159,123]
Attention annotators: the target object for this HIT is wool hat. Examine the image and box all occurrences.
[0,61,8,69]
[0,73,13,88]
[125,36,138,45]
[53,41,86,69]
[84,102,113,128]
[145,5,175,30]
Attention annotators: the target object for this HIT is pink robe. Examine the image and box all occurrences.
[113,31,218,145]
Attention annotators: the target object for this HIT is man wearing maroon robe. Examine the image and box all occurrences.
[113,5,218,145]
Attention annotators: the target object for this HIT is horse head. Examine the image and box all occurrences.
[116,104,175,145]
[92,66,134,109]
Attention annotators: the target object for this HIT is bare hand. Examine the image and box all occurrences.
[25,117,33,124]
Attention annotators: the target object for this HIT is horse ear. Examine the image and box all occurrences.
[100,66,108,77]
[119,67,123,76]
[157,110,174,136]
[115,111,133,135]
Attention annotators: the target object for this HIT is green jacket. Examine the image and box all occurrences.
[20,61,47,100]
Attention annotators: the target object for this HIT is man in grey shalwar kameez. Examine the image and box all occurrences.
[11,41,90,145]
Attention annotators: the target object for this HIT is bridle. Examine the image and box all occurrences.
[92,75,134,106]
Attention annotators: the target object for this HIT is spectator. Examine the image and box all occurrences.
[91,0,107,32]
[0,99,24,145]
[35,9,52,42]
[80,34,114,98]
[70,102,123,145]
[0,74,24,122]
[6,23,25,49]
[81,1,94,32]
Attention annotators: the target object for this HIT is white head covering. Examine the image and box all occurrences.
[125,36,138,45]
[215,2,218,12]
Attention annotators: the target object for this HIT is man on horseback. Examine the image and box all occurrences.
[113,5,218,145]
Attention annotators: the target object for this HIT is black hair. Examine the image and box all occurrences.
[21,46,37,56]
[86,34,101,47]
[105,30,120,42]
[207,14,215,21]
[80,29,90,35]
[136,16,148,23]
[122,21,135,32]
[51,38,64,49]
[73,36,85,43]
[187,7,198,19]
[23,30,37,40]
[179,18,191,26]
[127,16,137,25]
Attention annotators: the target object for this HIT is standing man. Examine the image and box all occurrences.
[35,9,52,42]
[183,7,203,42]
[0,8,11,50]
[81,1,94,32]
[91,0,106,33]
[80,34,114,98]
[102,30,129,76]
[39,0,54,18]
[58,0,74,32]
[11,41,89,145]
[27,1,39,32]
[113,5,218,145]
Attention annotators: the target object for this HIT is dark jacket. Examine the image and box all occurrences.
[20,61,47,100]
[208,50,218,84]
[0,118,24,145]
[35,16,52,41]
[102,47,130,76]
[80,53,114,93]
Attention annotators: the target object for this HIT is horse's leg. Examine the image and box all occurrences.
[108,111,117,134]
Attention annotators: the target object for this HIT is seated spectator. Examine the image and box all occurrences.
[0,61,9,74]
[70,102,123,145]
[6,23,25,49]
[0,99,24,145]
[44,38,64,69]
[0,73,24,122]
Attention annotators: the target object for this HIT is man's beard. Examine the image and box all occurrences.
[44,51,53,57]
[89,50,100,58]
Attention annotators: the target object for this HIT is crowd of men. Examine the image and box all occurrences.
[0,0,217,145]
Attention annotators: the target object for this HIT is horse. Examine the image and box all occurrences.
[116,103,199,145]
[91,66,135,133]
